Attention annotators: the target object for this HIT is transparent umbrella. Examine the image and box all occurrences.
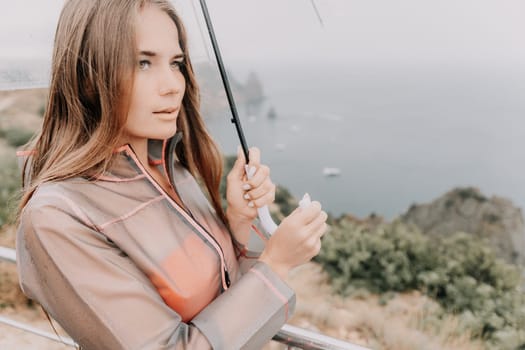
[0,0,323,87]
[0,0,327,233]
[198,0,322,162]
[0,0,213,89]
[197,0,326,233]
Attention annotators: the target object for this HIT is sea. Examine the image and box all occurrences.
[205,61,525,219]
[1,59,523,219]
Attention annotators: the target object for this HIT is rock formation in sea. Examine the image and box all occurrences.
[401,187,525,266]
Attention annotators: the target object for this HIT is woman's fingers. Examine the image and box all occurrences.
[242,161,275,208]
[301,212,327,259]
[244,164,269,187]
[305,235,323,258]
[228,146,248,181]
[260,198,328,278]
[304,210,328,238]
[245,174,274,199]
[297,201,323,223]
[312,211,328,233]
[247,147,261,169]
[249,188,276,208]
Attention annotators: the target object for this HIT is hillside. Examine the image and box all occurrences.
[401,187,525,266]
[0,87,504,349]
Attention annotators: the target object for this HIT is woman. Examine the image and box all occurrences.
[16,0,327,349]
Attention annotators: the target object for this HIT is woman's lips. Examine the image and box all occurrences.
[153,107,178,120]
[154,107,178,114]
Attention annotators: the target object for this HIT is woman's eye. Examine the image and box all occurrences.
[138,60,151,70]
[171,60,184,71]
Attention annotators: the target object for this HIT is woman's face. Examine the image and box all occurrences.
[123,4,186,145]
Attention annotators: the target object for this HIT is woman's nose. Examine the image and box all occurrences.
[158,70,184,96]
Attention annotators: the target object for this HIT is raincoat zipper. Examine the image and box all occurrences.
[124,145,231,290]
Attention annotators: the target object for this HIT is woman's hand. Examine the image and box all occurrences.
[259,201,328,280]
[226,147,276,245]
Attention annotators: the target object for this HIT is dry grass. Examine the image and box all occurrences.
[0,226,29,310]
[0,88,47,131]
[0,225,71,349]
[265,262,485,350]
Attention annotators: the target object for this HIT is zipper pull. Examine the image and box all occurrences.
[224,268,231,288]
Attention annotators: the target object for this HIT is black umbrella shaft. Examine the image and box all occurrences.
[198,0,250,164]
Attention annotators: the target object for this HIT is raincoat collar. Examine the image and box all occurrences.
[146,131,183,166]
[113,131,183,168]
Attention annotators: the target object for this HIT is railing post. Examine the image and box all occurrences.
[0,246,16,263]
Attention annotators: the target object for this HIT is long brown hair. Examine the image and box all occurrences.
[20,0,226,224]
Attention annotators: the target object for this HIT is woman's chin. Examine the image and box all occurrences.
[151,131,177,140]
[151,126,178,140]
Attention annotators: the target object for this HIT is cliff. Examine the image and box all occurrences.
[401,187,525,266]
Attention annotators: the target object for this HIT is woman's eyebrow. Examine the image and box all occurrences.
[138,50,184,59]
[138,50,157,57]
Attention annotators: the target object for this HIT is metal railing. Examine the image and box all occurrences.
[0,246,371,350]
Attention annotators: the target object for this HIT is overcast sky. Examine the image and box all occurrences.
[1,0,524,67]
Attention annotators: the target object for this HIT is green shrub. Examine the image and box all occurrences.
[457,187,487,202]
[0,127,35,148]
[316,218,525,348]
[219,155,236,209]
[274,186,294,217]
[38,104,46,117]
[0,158,21,227]
[316,219,429,294]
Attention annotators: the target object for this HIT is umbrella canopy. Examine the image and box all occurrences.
[0,0,323,233]
[199,0,322,163]
[0,1,323,89]
[0,0,323,158]
[0,0,213,90]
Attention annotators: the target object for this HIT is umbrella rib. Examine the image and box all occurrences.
[190,0,212,62]
[310,0,324,27]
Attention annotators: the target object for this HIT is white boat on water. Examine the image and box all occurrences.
[322,167,341,177]
[274,143,286,152]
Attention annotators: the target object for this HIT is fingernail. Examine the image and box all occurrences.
[243,193,250,200]
[248,201,254,208]
[242,183,251,190]
[248,166,256,178]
